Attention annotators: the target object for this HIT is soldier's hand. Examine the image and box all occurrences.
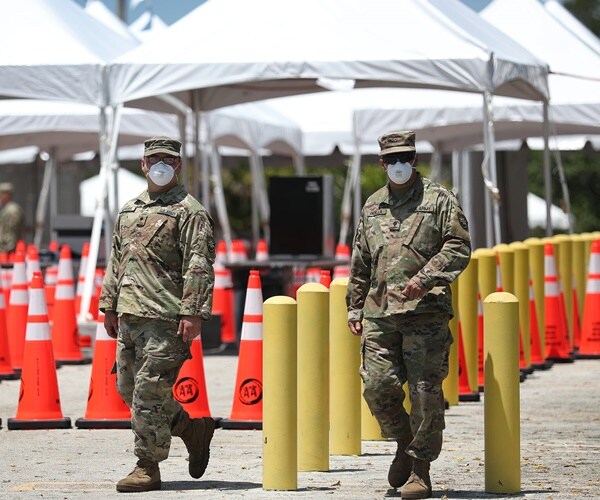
[348,320,363,336]
[104,310,119,339]
[401,277,427,300]
[178,315,202,343]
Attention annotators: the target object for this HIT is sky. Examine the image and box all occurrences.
[73,0,499,26]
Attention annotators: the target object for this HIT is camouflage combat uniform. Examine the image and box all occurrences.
[0,200,25,253]
[346,173,470,463]
[100,185,215,463]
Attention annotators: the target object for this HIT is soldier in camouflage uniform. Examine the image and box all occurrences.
[0,183,25,254]
[346,131,471,499]
[100,137,216,493]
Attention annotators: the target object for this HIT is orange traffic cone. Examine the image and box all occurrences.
[333,243,351,280]
[0,279,17,380]
[76,310,131,429]
[26,245,42,284]
[51,245,89,365]
[577,240,600,358]
[458,322,479,402]
[529,278,551,370]
[173,336,214,420]
[305,267,321,283]
[0,251,11,306]
[213,240,236,346]
[319,269,332,288]
[7,272,71,430]
[571,277,582,351]
[74,242,90,317]
[255,239,269,262]
[544,243,573,362]
[6,250,28,372]
[220,270,263,429]
[44,263,58,324]
[477,292,484,391]
[230,239,248,263]
[287,266,305,298]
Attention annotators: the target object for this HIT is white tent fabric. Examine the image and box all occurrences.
[107,0,549,110]
[0,100,179,158]
[545,0,600,58]
[129,10,168,42]
[354,0,600,152]
[528,192,571,230]
[84,0,140,43]
[1,0,138,105]
[80,169,147,217]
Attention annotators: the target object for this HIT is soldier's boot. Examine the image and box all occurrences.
[400,459,432,499]
[172,413,216,479]
[116,459,161,493]
[388,436,413,488]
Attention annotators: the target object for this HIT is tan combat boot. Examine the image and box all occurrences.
[172,414,216,479]
[116,459,161,492]
[388,438,413,488]
[400,459,432,499]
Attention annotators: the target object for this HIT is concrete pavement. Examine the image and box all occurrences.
[0,353,599,499]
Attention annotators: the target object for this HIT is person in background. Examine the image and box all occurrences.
[346,131,471,499]
[0,182,25,254]
[100,137,216,493]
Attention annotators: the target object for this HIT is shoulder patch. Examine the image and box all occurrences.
[458,213,469,230]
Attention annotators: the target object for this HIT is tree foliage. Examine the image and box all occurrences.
[563,0,600,37]
[526,146,600,233]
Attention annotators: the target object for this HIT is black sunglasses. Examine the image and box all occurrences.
[382,153,415,165]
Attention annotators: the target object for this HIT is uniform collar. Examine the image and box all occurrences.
[137,185,187,205]
[378,173,423,207]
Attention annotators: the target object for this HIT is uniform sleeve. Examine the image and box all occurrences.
[414,191,471,290]
[345,212,371,323]
[99,214,122,312]
[179,210,216,320]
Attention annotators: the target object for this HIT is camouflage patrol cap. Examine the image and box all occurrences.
[0,182,14,193]
[378,130,416,155]
[144,136,182,157]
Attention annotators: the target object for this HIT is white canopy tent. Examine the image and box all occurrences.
[0,0,146,326]
[352,0,600,245]
[106,0,549,249]
[528,192,572,231]
[545,0,600,57]
[83,0,141,44]
[108,0,549,110]
[80,169,147,218]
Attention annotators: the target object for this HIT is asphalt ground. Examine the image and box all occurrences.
[0,351,598,499]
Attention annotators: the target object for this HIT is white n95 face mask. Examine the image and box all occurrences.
[386,161,413,185]
[148,161,175,186]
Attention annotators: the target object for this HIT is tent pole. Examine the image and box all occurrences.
[542,102,553,237]
[78,104,123,324]
[33,149,55,249]
[209,147,233,254]
[482,92,501,246]
[352,151,363,238]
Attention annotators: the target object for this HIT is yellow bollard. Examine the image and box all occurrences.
[494,244,514,293]
[483,292,520,494]
[330,278,361,456]
[443,281,459,406]
[553,234,573,348]
[458,256,479,394]
[474,248,497,300]
[262,296,297,490]
[509,242,531,370]
[297,282,329,471]
[523,237,546,356]
[571,234,587,320]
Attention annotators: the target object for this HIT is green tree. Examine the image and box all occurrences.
[526,146,600,233]
[563,0,600,37]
